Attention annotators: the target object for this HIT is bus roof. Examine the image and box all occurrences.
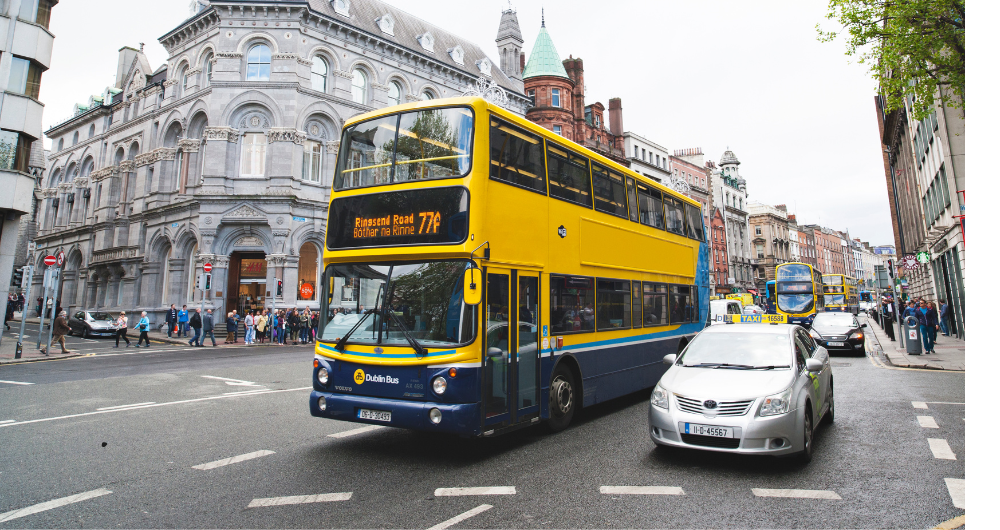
[342,96,700,208]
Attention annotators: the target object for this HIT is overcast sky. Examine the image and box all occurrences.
[39,0,894,245]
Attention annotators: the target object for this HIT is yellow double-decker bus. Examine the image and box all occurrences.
[822,274,859,315]
[310,97,710,436]
[775,262,825,327]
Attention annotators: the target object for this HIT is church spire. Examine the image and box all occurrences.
[541,7,545,28]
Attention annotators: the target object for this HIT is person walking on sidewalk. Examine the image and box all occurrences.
[41,311,75,355]
[133,311,152,347]
[166,304,179,337]
[226,311,237,344]
[202,309,218,347]
[114,311,131,348]
[255,310,266,343]
[188,308,203,346]
[881,297,895,341]
[916,300,939,354]
[178,305,190,337]
[902,300,917,320]
[244,311,255,345]
[939,299,952,337]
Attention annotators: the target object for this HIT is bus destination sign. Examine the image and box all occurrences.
[353,211,442,239]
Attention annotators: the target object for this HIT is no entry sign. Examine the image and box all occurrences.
[203,262,213,273]
[43,255,57,267]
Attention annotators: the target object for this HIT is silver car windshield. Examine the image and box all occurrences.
[679,332,792,368]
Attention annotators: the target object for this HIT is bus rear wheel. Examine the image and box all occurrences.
[547,364,577,432]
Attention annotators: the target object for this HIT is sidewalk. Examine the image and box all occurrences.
[861,314,965,371]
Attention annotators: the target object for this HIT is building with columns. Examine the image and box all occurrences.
[30,0,529,324]
[747,202,790,294]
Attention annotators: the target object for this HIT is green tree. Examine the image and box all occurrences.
[817,0,964,120]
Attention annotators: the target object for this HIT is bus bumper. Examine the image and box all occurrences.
[310,391,480,435]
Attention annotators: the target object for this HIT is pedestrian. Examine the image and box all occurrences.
[226,311,237,344]
[178,305,190,337]
[276,310,286,345]
[939,299,951,337]
[926,301,939,346]
[4,301,13,331]
[40,310,75,355]
[188,308,203,346]
[255,310,266,343]
[35,296,42,317]
[311,310,319,343]
[882,298,895,341]
[114,311,131,348]
[133,311,151,347]
[902,300,917,320]
[244,311,255,345]
[288,309,300,345]
[916,300,939,355]
[166,303,178,337]
[202,309,218,347]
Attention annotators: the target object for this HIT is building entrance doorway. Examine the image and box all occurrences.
[226,251,267,316]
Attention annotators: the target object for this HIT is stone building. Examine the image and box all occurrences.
[671,148,712,231]
[623,132,669,183]
[710,149,752,293]
[519,14,626,165]
[31,0,530,324]
[747,202,790,293]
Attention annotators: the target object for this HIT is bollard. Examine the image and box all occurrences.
[904,315,922,355]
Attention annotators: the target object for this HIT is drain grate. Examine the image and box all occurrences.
[831,362,853,367]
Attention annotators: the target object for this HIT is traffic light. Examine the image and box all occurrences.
[886,260,895,278]
[204,273,211,291]
[276,279,283,296]
[10,268,23,288]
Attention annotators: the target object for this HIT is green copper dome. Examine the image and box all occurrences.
[522,27,568,79]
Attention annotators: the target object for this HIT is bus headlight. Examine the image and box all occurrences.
[432,376,447,395]
[317,367,329,385]
[429,407,442,424]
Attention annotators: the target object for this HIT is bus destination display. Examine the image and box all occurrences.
[328,187,469,249]
[354,211,442,239]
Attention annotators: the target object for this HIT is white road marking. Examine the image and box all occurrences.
[751,488,842,500]
[912,401,928,409]
[925,402,965,405]
[434,487,516,497]
[600,486,685,495]
[328,425,386,438]
[96,402,156,411]
[247,492,352,508]
[0,420,15,424]
[0,387,311,429]
[0,380,34,386]
[223,389,272,396]
[928,438,957,460]
[917,416,939,428]
[201,375,261,387]
[944,478,964,509]
[0,488,112,523]
[427,504,493,530]
[192,450,275,470]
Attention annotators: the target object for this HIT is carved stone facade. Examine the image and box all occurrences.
[33,0,529,325]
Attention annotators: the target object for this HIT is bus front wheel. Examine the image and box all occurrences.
[547,364,577,432]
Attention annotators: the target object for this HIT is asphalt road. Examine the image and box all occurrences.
[0,336,965,528]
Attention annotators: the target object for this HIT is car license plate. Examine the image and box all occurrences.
[358,409,391,422]
[827,341,845,347]
[684,423,734,438]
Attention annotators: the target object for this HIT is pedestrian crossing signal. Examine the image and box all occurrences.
[276,279,282,296]
[204,273,211,291]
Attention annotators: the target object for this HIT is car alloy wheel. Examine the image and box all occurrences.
[798,411,813,464]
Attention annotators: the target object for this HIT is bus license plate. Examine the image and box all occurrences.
[684,423,734,438]
[358,409,391,422]
[827,341,845,347]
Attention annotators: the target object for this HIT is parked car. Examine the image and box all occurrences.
[649,322,834,463]
[69,311,117,338]
[809,312,867,355]
[708,299,743,325]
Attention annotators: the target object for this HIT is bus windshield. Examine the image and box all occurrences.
[334,107,474,190]
[825,294,846,305]
[320,260,476,347]
[822,275,842,285]
[776,264,812,281]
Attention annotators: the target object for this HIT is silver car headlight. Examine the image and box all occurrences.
[759,387,792,417]
[809,328,822,340]
[650,383,670,410]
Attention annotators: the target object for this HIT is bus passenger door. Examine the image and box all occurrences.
[514,272,540,423]
[483,271,510,427]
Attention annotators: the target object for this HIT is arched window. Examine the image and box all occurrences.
[311,57,328,92]
[297,243,319,301]
[180,65,189,89]
[422,90,434,101]
[247,44,271,81]
[175,149,184,189]
[72,131,79,145]
[240,133,266,177]
[387,81,401,106]
[203,53,214,84]
[88,124,95,138]
[57,138,63,151]
[351,69,367,104]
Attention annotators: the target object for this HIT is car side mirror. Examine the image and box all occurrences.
[463,268,483,306]
[805,358,823,373]
[662,353,677,367]
[486,347,503,359]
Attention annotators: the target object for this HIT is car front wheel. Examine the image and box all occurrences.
[797,410,814,464]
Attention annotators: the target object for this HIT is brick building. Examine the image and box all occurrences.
[709,207,729,297]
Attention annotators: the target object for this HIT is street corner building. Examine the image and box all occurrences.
[30,0,530,325]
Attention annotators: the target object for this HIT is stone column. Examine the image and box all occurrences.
[202,127,237,193]
[332,70,354,101]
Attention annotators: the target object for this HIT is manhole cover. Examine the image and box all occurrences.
[832,362,853,367]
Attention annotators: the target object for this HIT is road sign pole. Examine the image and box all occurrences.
[13,266,33,358]
[36,267,50,350]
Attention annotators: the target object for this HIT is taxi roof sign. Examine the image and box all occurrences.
[717,314,787,324]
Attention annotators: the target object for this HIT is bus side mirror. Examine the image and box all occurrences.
[464,268,483,305]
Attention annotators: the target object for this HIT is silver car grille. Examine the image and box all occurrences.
[825,335,846,341]
[674,394,755,416]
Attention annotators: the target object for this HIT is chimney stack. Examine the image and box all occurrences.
[788,214,796,222]
[776,204,787,212]
[609,97,623,137]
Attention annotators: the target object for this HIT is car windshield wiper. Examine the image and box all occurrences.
[749,365,791,370]
[686,363,755,369]
[385,309,427,357]
[335,309,376,352]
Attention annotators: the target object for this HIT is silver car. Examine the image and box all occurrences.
[648,323,833,463]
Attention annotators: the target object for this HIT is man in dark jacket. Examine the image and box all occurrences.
[188,308,203,347]
[939,299,952,337]
[41,311,74,355]
[916,300,939,354]
[166,304,179,337]
[201,309,217,347]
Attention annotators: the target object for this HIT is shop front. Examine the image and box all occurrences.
[226,251,268,316]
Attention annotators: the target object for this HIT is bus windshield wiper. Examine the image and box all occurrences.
[686,363,755,369]
[386,309,427,357]
[335,309,376,352]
